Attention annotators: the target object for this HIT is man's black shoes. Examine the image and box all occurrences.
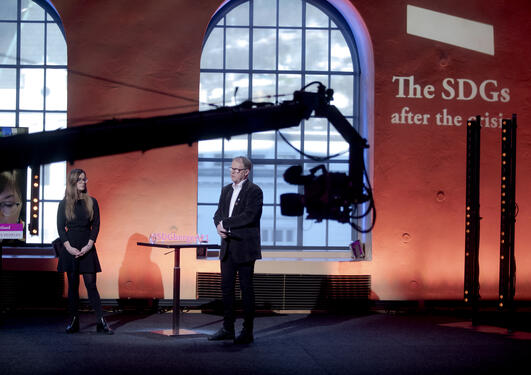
[208,328,235,341]
[234,330,254,344]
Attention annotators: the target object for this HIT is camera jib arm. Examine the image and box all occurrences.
[0,83,371,228]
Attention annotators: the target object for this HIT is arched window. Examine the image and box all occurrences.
[0,0,67,243]
[198,0,372,252]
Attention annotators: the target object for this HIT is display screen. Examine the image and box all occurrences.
[0,127,28,243]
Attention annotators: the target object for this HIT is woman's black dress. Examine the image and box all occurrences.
[57,197,101,273]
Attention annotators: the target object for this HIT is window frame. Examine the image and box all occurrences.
[198,0,372,253]
[0,0,67,245]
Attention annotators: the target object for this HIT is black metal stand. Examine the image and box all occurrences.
[137,241,219,336]
[498,114,517,331]
[464,116,481,324]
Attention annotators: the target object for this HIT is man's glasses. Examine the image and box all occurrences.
[0,201,21,215]
[229,167,247,173]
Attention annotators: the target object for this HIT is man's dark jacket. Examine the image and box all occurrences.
[213,179,263,263]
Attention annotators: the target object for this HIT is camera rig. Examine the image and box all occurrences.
[0,83,374,231]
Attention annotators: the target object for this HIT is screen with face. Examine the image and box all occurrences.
[0,127,28,243]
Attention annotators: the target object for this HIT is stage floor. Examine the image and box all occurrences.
[1,309,530,375]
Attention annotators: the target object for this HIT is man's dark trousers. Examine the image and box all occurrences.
[221,249,256,332]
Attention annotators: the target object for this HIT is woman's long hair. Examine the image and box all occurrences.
[64,169,93,222]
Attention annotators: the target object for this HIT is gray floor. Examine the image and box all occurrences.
[1,309,530,375]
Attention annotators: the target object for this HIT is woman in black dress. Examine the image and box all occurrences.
[57,168,112,334]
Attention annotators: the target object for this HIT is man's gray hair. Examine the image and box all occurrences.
[233,156,252,171]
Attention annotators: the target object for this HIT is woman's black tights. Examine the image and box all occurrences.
[66,272,103,320]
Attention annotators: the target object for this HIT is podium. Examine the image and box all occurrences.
[137,241,220,336]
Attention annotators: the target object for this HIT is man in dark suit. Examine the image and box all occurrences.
[208,156,263,344]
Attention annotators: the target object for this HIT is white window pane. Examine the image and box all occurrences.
[43,201,60,243]
[45,112,66,131]
[331,30,353,72]
[0,68,17,109]
[306,30,328,71]
[20,68,44,110]
[328,219,351,246]
[253,164,274,204]
[278,74,301,102]
[278,29,301,71]
[329,127,349,160]
[328,162,348,174]
[21,0,45,20]
[279,0,302,27]
[0,112,16,126]
[330,74,353,116]
[223,167,233,186]
[226,28,249,69]
[276,207,297,245]
[46,69,67,110]
[260,206,274,246]
[304,117,327,156]
[223,135,248,159]
[252,73,275,100]
[251,130,274,159]
[253,28,276,70]
[199,73,224,109]
[226,2,249,26]
[197,205,219,245]
[46,23,67,65]
[200,27,223,69]
[303,215,325,246]
[254,0,276,26]
[43,162,66,200]
[306,3,328,27]
[225,73,249,106]
[21,22,44,65]
[277,125,301,159]
[0,23,17,64]
[198,139,222,158]
[198,161,221,203]
[0,1,17,20]
[305,74,328,91]
[19,112,43,133]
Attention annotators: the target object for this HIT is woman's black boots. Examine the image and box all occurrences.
[96,317,113,335]
[65,316,80,333]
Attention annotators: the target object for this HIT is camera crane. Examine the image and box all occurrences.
[0,83,374,231]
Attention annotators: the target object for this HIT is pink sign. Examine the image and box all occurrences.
[0,223,24,239]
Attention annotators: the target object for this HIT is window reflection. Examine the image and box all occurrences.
[306,29,328,71]
[279,29,301,71]
[200,28,223,70]
[225,73,249,105]
[226,28,249,69]
[0,23,17,64]
[306,2,328,27]
[21,22,44,64]
[254,0,276,26]
[226,1,249,26]
[253,29,276,70]
[279,0,302,27]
